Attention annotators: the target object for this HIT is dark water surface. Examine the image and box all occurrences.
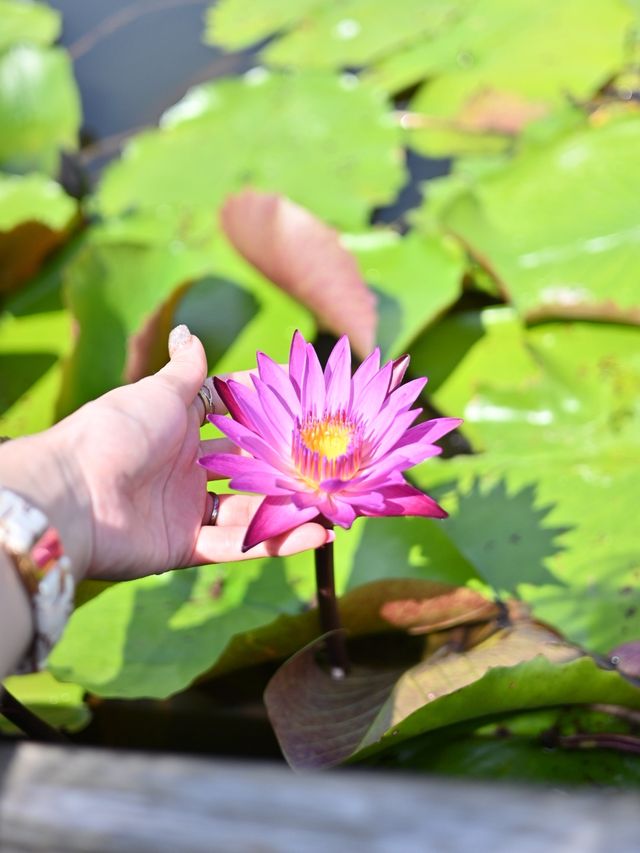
[48,1,247,156]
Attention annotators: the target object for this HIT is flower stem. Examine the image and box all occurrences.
[0,686,68,743]
[314,533,350,679]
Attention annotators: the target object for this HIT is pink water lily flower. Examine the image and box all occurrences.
[200,332,462,552]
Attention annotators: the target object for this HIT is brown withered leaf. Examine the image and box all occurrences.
[458,89,547,136]
[0,221,73,293]
[265,617,582,770]
[220,190,377,357]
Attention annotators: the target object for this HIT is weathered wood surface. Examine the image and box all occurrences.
[0,743,639,852]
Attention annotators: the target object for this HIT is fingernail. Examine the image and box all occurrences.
[325,529,336,544]
[168,324,191,356]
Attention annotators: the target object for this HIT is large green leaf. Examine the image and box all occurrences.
[96,71,403,230]
[0,173,76,232]
[402,0,632,155]
[410,309,640,651]
[49,520,476,697]
[260,0,462,71]
[345,229,464,358]
[0,173,78,293]
[371,709,640,785]
[0,671,89,734]
[0,237,81,436]
[205,0,324,50]
[0,44,81,174]
[56,221,216,416]
[439,117,640,323]
[0,0,61,52]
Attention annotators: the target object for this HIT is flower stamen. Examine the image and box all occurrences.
[294,412,361,484]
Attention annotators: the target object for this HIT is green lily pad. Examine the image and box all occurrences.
[403,0,632,155]
[96,71,403,231]
[1,670,89,734]
[260,0,462,72]
[0,0,61,53]
[344,229,464,358]
[0,173,78,293]
[0,44,81,174]
[409,308,640,651]
[56,224,214,417]
[373,719,640,785]
[439,116,640,322]
[205,0,324,50]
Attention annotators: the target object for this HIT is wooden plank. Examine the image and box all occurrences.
[0,742,639,852]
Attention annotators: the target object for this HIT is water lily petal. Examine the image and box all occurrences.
[351,347,380,402]
[242,495,320,551]
[389,354,410,391]
[227,379,290,449]
[212,377,253,429]
[324,335,352,413]
[394,416,463,450]
[210,415,292,472]
[256,351,301,416]
[362,482,447,519]
[289,330,308,397]
[301,342,326,416]
[198,452,277,478]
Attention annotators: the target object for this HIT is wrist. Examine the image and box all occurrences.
[0,418,93,582]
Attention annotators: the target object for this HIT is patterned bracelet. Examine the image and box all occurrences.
[0,487,75,672]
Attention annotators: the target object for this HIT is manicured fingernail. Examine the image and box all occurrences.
[168,324,191,356]
[325,529,335,544]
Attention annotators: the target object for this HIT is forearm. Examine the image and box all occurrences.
[0,546,33,678]
[0,421,92,678]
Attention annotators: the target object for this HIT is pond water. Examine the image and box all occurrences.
[47,0,449,218]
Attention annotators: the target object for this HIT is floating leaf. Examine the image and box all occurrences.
[0,671,89,734]
[0,0,61,53]
[402,0,632,155]
[0,173,78,293]
[220,190,377,357]
[345,229,464,357]
[0,45,81,174]
[97,71,403,230]
[56,226,213,417]
[410,308,640,651]
[439,117,640,322]
[205,0,324,50]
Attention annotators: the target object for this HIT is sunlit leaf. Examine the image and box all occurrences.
[97,71,403,230]
[0,671,89,734]
[439,117,640,322]
[410,308,640,650]
[345,229,464,357]
[0,0,61,52]
[205,0,324,50]
[403,0,632,155]
[0,173,78,292]
[56,225,213,417]
[0,45,81,174]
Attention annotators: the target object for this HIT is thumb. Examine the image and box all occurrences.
[156,324,208,404]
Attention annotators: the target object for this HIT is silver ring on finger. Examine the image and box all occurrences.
[197,382,216,425]
[207,492,220,526]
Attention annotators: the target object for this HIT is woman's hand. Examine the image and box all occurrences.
[0,327,331,582]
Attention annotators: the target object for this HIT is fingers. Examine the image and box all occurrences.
[191,520,332,565]
[207,493,266,527]
[156,325,208,405]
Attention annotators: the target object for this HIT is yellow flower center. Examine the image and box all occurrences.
[300,416,353,460]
